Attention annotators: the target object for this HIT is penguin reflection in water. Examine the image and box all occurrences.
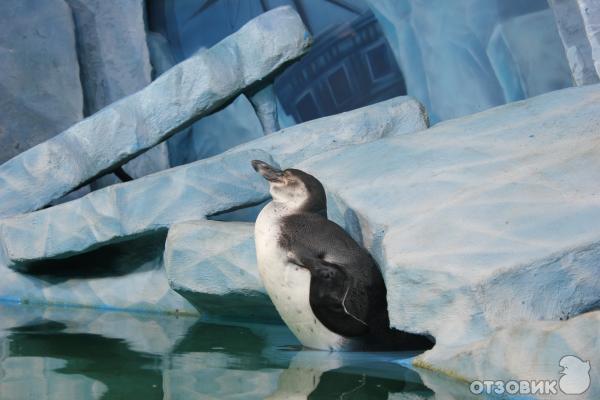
[252,160,434,351]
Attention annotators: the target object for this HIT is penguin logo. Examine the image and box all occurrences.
[558,355,591,395]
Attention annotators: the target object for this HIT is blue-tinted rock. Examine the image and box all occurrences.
[0,6,312,218]
[66,0,171,188]
[234,96,427,166]
[168,96,265,167]
[0,231,196,314]
[578,0,600,78]
[0,96,426,312]
[549,0,599,85]
[299,84,600,348]
[164,220,278,321]
[147,31,265,169]
[248,84,281,134]
[367,0,571,122]
[0,0,83,164]
[487,9,572,101]
[0,149,273,270]
[66,0,151,115]
[147,32,176,78]
[415,311,600,400]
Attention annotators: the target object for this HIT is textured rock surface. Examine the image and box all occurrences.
[415,311,600,400]
[147,32,176,79]
[578,0,600,78]
[147,31,265,169]
[67,0,170,186]
[0,0,83,164]
[298,84,600,347]
[487,9,572,101]
[367,0,571,122]
[164,220,277,321]
[248,84,280,134]
[0,149,273,270]
[0,96,426,313]
[0,6,311,218]
[0,231,196,314]
[167,96,265,167]
[66,0,151,114]
[233,96,427,166]
[0,96,426,266]
[549,0,600,85]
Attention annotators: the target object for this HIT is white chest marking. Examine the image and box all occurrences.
[255,202,351,351]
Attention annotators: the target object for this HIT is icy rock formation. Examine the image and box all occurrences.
[0,149,273,270]
[164,220,278,321]
[0,0,83,164]
[147,32,265,169]
[366,0,571,122]
[248,84,281,134]
[297,84,600,348]
[233,96,427,166]
[146,31,200,169]
[147,32,176,79]
[487,9,573,101]
[0,96,426,313]
[415,311,600,400]
[0,96,425,266]
[0,6,312,218]
[549,0,600,86]
[578,0,600,78]
[0,231,196,314]
[66,0,151,114]
[66,0,170,189]
[167,96,265,167]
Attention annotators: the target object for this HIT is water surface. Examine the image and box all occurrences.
[0,303,478,399]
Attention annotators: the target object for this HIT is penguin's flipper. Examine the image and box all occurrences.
[288,251,370,337]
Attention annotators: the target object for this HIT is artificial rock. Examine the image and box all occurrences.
[549,0,600,85]
[0,149,274,270]
[299,84,600,348]
[0,0,83,164]
[0,6,312,218]
[415,311,600,400]
[164,220,278,321]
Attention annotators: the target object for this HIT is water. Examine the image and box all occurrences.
[0,303,478,399]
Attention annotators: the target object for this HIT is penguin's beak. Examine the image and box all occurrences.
[251,160,284,183]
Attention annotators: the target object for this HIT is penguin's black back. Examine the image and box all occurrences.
[278,212,433,350]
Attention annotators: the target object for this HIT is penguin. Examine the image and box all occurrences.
[251,160,434,351]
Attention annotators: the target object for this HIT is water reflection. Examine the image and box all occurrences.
[265,351,433,400]
[0,303,474,399]
[6,321,163,399]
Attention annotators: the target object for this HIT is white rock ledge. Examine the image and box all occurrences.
[0,6,311,218]
[299,84,600,347]
[164,220,278,321]
[414,311,600,400]
[0,96,427,271]
[0,149,274,270]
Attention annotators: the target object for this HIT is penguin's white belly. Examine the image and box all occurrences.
[255,205,350,351]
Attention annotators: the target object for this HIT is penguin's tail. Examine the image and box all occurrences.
[367,327,435,351]
[364,312,435,351]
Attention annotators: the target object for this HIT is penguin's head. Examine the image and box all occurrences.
[251,160,326,214]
